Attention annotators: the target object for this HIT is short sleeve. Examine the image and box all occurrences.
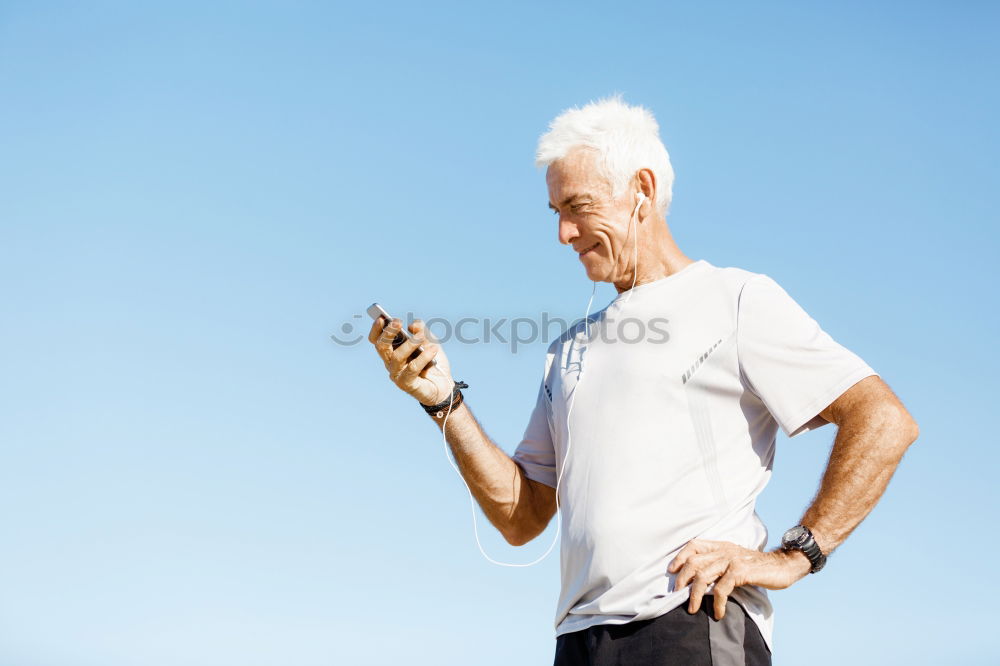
[737,274,879,438]
[511,372,557,488]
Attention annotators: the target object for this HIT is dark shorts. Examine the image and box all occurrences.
[553,595,771,666]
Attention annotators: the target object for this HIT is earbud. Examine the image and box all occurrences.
[631,192,646,219]
[631,191,646,218]
[630,192,646,217]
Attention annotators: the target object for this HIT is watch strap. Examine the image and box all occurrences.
[783,525,827,574]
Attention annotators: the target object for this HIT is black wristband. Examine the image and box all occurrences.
[420,381,469,417]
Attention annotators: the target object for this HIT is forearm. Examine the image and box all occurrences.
[368,316,539,543]
[428,401,531,543]
[669,403,919,609]
[800,406,919,555]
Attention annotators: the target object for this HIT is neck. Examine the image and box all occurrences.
[612,224,693,294]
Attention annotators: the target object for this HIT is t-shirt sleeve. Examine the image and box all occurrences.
[511,370,557,488]
[737,274,879,438]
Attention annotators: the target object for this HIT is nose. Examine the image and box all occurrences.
[558,217,579,246]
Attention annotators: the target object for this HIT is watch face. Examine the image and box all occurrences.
[782,525,807,546]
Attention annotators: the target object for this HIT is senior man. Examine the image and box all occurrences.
[368,97,919,665]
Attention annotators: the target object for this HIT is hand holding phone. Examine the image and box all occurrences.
[367,302,454,406]
[367,303,437,367]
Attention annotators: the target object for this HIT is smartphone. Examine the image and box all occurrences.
[367,303,437,367]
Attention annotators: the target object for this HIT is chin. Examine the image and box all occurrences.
[582,259,611,283]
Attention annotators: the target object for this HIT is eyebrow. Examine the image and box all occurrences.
[548,193,594,212]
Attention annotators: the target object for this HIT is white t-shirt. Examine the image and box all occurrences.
[511,259,878,652]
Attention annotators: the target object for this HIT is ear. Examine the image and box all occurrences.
[635,167,657,218]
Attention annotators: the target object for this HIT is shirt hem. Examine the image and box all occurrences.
[784,366,880,438]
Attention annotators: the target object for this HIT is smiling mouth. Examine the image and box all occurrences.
[578,242,600,257]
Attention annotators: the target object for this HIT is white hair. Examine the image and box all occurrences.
[535,94,675,215]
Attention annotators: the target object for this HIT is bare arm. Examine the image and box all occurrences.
[800,374,920,556]
[671,374,920,619]
[369,316,556,546]
[427,401,557,546]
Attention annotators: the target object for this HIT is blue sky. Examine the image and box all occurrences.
[1,1,997,664]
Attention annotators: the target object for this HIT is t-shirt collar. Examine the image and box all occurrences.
[610,258,710,305]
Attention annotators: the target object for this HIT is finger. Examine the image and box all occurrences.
[688,575,709,614]
[401,343,439,379]
[673,539,722,573]
[368,316,387,345]
[376,318,403,357]
[713,568,738,621]
[669,539,704,573]
[409,318,440,344]
[391,327,425,366]
[417,346,443,379]
[376,317,399,346]
[679,556,729,613]
[389,340,434,383]
[388,335,429,381]
[674,552,716,589]
[407,319,441,367]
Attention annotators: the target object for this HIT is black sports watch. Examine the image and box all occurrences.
[780,525,827,574]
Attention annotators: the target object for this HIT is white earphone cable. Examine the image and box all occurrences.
[441,192,644,567]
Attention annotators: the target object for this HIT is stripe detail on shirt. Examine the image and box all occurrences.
[682,338,723,384]
[685,387,728,513]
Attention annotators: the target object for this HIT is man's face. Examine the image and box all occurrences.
[546,147,636,283]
